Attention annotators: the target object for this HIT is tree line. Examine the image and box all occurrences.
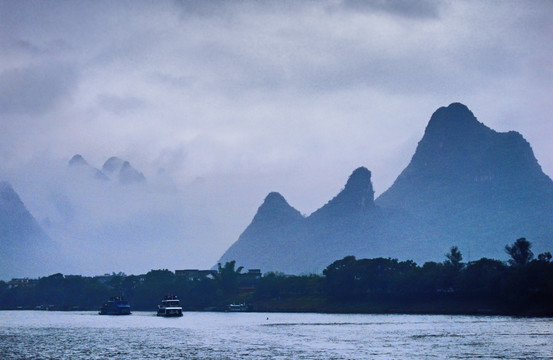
[1,238,552,315]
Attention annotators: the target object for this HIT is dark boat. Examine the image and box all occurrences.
[157,295,183,317]
[99,296,131,315]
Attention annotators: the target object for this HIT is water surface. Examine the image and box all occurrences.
[1,311,552,359]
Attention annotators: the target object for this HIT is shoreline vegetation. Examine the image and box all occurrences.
[1,238,552,317]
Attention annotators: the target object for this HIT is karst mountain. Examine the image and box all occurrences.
[216,103,553,273]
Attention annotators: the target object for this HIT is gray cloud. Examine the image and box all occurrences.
[340,0,443,18]
[0,63,78,115]
[97,94,147,115]
[1,0,552,275]
[173,0,233,17]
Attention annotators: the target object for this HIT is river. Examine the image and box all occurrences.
[1,311,552,359]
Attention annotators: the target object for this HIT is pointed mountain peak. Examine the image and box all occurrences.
[258,192,293,213]
[68,154,109,181]
[407,103,497,171]
[68,154,88,167]
[102,156,124,174]
[252,191,303,224]
[424,102,488,138]
[263,191,288,205]
[119,161,146,184]
[340,167,375,205]
[344,167,373,193]
[332,167,374,209]
[378,102,552,210]
[310,167,375,219]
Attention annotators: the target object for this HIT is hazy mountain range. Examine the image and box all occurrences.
[0,181,61,279]
[68,155,146,184]
[217,103,553,273]
[2,103,552,279]
[0,155,174,280]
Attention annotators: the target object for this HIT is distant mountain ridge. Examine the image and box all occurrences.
[68,154,110,181]
[217,103,553,273]
[69,154,145,184]
[0,181,60,279]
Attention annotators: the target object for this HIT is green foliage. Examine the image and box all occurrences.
[254,272,323,301]
[1,240,552,315]
[457,258,506,301]
[323,256,421,301]
[319,239,552,315]
[505,238,534,266]
[537,252,552,263]
[215,260,244,303]
[444,246,463,271]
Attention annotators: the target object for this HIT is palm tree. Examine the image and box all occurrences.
[216,260,244,301]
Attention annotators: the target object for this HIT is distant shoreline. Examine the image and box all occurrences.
[2,308,550,318]
[2,242,552,318]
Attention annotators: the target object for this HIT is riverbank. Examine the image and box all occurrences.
[3,297,552,317]
[248,297,553,317]
[2,243,552,317]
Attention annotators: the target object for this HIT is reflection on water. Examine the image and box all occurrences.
[1,311,552,359]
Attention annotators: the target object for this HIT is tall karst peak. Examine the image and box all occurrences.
[425,102,485,136]
[253,192,303,224]
[397,102,546,184]
[264,191,288,206]
[419,102,493,152]
[215,191,304,272]
[344,167,374,196]
[340,166,376,210]
[312,167,375,219]
[119,161,146,185]
[217,103,553,274]
[100,157,145,184]
[68,154,109,180]
[68,154,88,167]
[102,156,124,174]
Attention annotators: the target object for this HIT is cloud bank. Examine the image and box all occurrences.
[1,0,551,275]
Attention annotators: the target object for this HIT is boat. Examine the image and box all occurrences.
[157,295,183,317]
[226,303,248,312]
[99,296,131,315]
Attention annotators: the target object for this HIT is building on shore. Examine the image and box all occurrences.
[175,269,217,281]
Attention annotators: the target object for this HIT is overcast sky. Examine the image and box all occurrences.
[1,0,552,274]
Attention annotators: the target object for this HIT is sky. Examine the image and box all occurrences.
[1,0,552,275]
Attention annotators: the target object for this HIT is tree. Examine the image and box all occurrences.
[458,258,506,300]
[537,252,552,263]
[505,238,533,266]
[323,256,359,301]
[444,246,463,271]
[216,260,244,302]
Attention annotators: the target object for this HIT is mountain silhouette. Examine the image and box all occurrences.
[217,103,553,273]
[377,102,553,260]
[102,157,146,184]
[216,192,305,272]
[68,154,109,181]
[68,155,146,184]
[0,181,60,279]
[217,167,402,273]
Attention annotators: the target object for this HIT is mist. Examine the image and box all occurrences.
[1,0,552,276]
